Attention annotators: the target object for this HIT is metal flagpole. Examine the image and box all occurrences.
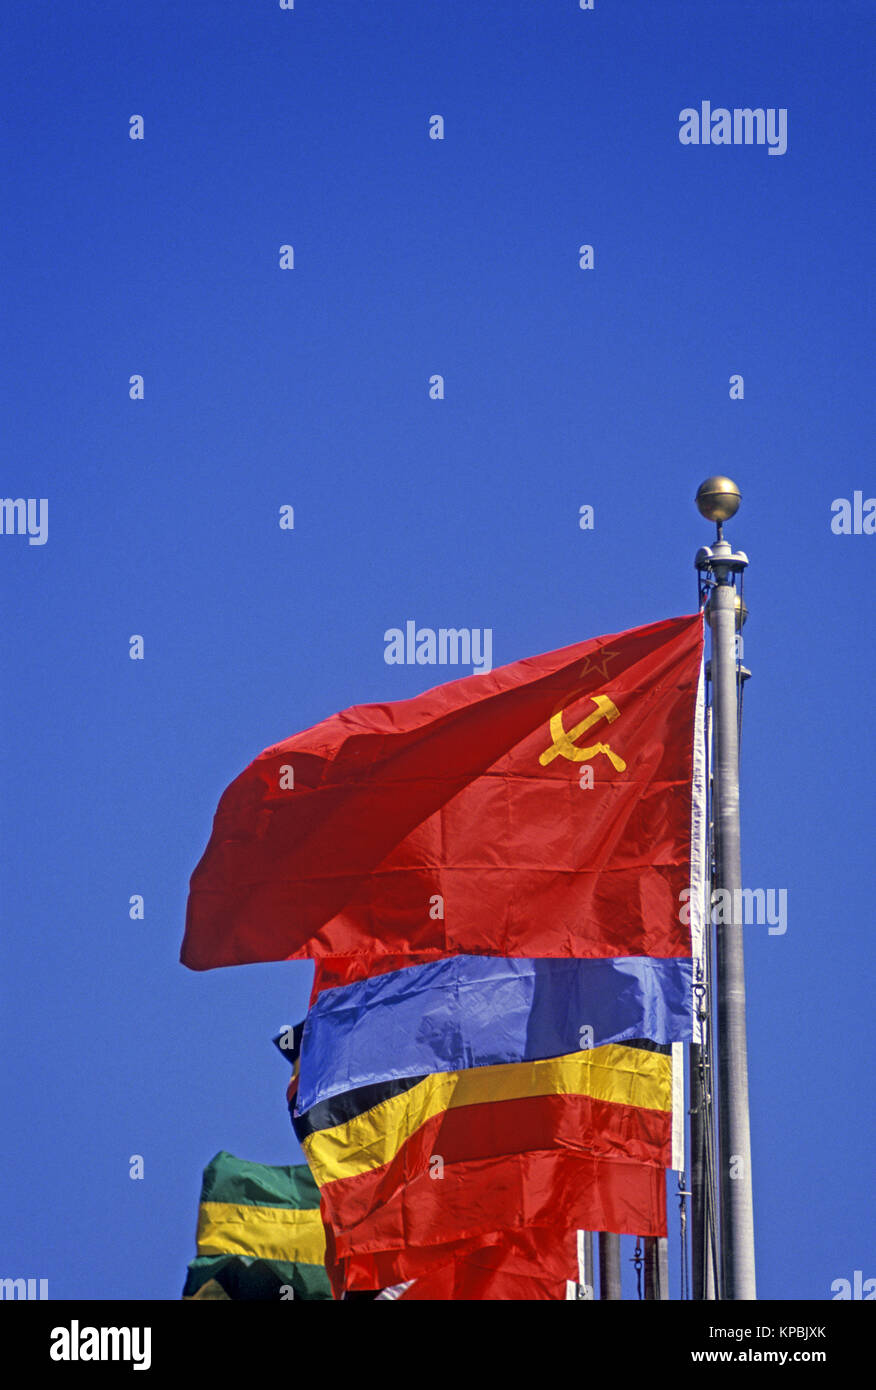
[689,1042,717,1298]
[689,646,719,1298]
[694,477,757,1300]
[657,1236,669,1298]
[582,1231,594,1298]
[598,1233,622,1299]
[644,1237,668,1299]
[689,549,717,1300]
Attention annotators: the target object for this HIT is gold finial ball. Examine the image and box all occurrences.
[695,476,741,523]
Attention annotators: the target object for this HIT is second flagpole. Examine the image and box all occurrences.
[695,478,757,1301]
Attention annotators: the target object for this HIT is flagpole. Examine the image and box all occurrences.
[694,478,757,1300]
[690,690,717,1300]
[582,1231,594,1298]
[689,1041,717,1298]
[644,1237,668,1299]
[598,1233,621,1299]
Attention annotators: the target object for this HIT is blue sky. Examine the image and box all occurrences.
[1,1,873,1299]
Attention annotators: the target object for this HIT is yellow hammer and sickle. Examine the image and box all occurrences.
[538,694,627,771]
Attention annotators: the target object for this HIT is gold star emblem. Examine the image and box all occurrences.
[576,647,620,683]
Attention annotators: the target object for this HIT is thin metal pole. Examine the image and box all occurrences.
[643,1237,668,1299]
[598,1232,621,1300]
[582,1231,594,1297]
[657,1236,669,1299]
[689,1042,708,1297]
[709,560,756,1299]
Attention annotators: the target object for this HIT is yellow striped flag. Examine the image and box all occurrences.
[183,1151,333,1300]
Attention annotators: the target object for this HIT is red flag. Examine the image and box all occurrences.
[326,1230,522,1301]
[330,1149,666,1265]
[182,614,702,969]
[394,1230,582,1301]
[341,1229,584,1301]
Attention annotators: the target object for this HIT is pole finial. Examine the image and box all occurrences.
[695,476,741,524]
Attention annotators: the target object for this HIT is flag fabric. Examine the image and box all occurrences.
[283,1039,671,1293]
[328,1231,552,1301]
[189,614,704,1297]
[384,1229,586,1301]
[182,1151,333,1301]
[356,1229,587,1301]
[330,1147,665,1287]
[182,614,703,970]
[296,953,692,1111]
[322,1166,665,1298]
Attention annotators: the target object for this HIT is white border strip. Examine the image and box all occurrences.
[689,654,707,1044]
[671,1040,685,1173]
[375,1280,414,1300]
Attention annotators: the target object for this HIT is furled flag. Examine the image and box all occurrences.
[182,1151,333,1300]
[182,614,704,970]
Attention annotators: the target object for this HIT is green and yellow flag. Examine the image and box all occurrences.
[183,1151,333,1300]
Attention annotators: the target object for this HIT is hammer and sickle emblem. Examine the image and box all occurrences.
[538,694,627,771]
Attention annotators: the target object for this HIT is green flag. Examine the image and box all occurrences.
[183,1151,333,1300]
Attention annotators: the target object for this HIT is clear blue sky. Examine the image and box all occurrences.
[2,1,873,1300]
